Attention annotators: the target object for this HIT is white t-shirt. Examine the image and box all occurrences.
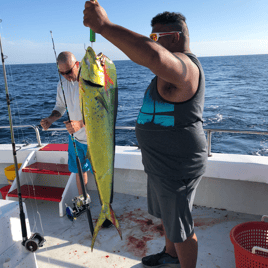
[53,77,87,144]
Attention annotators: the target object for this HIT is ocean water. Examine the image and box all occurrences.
[0,54,268,156]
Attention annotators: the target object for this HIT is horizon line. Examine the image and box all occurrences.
[4,53,267,65]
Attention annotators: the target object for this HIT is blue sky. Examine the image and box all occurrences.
[0,0,268,64]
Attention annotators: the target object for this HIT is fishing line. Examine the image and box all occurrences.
[25,171,40,233]
[50,30,94,236]
[6,67,30,145]
[0,42,38,146]
[24,164,54,264]
[36,208,51,264]
[1,31,28,246]
[0,23,30,145]
[0,27,45,252]
[0,23,44,244]
[0,55,27,144]
[40,49,56,144]
[36,210,50,264]
[23,169,51,263]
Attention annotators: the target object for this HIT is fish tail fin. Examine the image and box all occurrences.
[91,203,122,251]
[108,204,122,239]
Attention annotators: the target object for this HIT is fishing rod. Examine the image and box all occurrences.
[49,31,94,236]
[0,22,45,253]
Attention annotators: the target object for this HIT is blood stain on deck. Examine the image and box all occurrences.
[126,235,152,257]
[120,209,164,257]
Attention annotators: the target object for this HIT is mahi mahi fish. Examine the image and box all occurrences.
[79,46,121,250]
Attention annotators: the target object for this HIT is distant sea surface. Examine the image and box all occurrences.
[0,54,268,156]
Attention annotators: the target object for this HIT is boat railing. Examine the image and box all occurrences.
[205,128,268,157]
[1,125,268,157]
[0,125,42,147]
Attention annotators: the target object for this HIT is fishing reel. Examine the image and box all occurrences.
[24,233,45,252]
[65,195,90,221]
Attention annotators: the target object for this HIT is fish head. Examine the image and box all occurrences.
[79,46,105,87]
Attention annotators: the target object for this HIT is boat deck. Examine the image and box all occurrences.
[21,190,261,268]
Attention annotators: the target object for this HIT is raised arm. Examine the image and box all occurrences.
[83,0,194,92]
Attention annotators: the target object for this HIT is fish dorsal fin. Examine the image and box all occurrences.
[80,46,105,87]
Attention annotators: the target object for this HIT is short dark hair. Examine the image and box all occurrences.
[151,12,189,36]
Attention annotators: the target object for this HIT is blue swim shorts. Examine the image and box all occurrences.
[68,135,93,174]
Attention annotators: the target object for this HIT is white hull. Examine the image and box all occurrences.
[0,143,268,268]
[1,144,268,215]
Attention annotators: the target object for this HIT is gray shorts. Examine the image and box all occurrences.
[147,174,202,243]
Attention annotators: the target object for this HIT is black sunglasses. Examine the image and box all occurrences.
[59,61,78,76]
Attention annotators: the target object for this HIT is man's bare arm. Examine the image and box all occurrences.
[48,110,62,120]
[40,110,62,130]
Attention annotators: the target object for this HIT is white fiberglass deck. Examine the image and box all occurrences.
[1,144,267,267]
[23,189,261,268]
